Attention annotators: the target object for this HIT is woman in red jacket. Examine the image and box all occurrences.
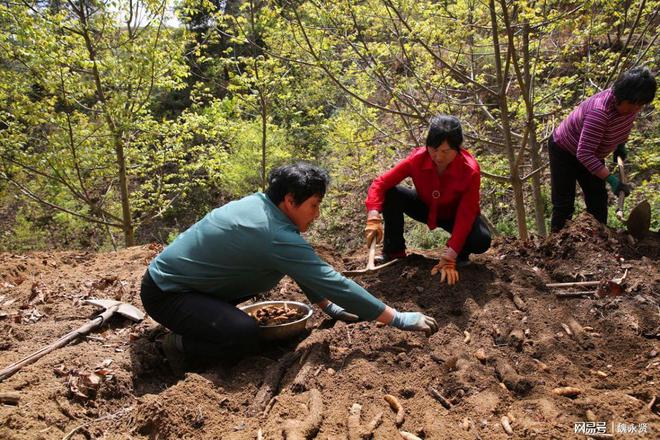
[364,115,491,285]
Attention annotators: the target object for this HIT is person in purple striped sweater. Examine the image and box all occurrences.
[549,67,656,232]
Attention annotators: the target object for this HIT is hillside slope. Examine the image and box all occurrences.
[0,214,658,439]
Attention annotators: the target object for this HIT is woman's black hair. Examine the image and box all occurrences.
[265,162,330,205]
[612,66,656,105]
[425,115,463,151]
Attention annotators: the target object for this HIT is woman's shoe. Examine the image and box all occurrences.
[159,333,187,377]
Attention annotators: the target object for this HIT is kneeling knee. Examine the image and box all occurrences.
[234,318,260,343]
[472,231,492,255]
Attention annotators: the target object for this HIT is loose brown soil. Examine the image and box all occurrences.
[0,214,658,439]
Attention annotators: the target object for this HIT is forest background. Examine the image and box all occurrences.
[0,0,657,253]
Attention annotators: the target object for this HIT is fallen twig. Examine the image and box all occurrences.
[555,290,596,298]
[428,386,452,409]
[399,431,422,440]
[546,281,600,288]
[384,394,405,427]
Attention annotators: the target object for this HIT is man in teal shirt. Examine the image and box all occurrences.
[141,163,437,372]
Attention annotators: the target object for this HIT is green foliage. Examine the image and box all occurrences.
[0,211,49,252]
[405,223,450,251]
[0,0,658,251]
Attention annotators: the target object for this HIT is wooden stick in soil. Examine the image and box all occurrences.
[546,280,601,288]
[495,359,533,395]
[428,386,452,409]
[554,290,596,298]
[283,389,324,440]
[399,432,422,440]
[247,351,299,417]
[384,394,405,426]
[347,403,382,440]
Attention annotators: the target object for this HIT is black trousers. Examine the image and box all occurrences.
[140,270,259,358]
[381,185,492,259]
[549,135,608,232]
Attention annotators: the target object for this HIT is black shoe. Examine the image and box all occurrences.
[159,333,187,377]
[456,255,471,267]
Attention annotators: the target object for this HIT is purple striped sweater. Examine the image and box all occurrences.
[553,89,637,178]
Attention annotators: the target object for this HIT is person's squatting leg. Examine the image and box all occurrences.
[140,271,259,360]
[549,136,579,232]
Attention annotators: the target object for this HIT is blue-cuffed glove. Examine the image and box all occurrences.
[322,302,359,322]
[606,174,631,196]
[390,310,438,336]
[612,143,627,163]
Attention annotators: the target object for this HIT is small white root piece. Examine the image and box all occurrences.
[463,330,471,344]
[399,431,422,440]
[501,416,513,435]
[552,386,583,398]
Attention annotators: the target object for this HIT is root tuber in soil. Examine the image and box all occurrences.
[495,359,533,395]
[283,389,324,440]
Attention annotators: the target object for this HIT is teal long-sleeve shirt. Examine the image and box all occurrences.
[148,193,386,320]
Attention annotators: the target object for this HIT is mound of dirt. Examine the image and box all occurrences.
[0,213,658,439]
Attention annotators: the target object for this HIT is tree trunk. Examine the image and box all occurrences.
[113,135,135,246]
[489,0,528,240]
[260,89,267,191]
[77,0,134,246]
[523,22,547,236]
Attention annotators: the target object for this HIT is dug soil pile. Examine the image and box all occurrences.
[0,214,658,439]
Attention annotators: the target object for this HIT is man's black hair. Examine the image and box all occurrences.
[425,115,463,151]
[612,66,656,105]
[265,162,330,205]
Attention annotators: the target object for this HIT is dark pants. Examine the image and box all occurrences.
[381,185,492,259]
[549,135,608,232]
[140,270,259,358]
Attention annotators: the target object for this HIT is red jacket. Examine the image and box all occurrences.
[365,147,481,254]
